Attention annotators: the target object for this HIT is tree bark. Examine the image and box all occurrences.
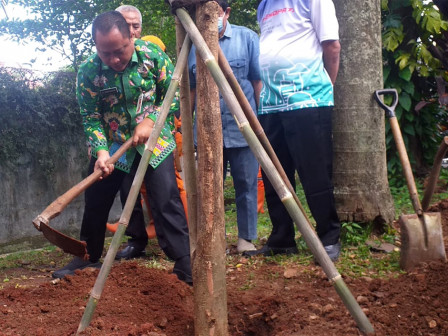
[332,0,396,227]
[193,2,228,335]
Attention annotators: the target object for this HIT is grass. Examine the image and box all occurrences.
[0,245,67,269]
[1,172,447,281]
[224,174,409,279]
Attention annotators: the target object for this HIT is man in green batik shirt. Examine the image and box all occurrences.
[53,11,191,285]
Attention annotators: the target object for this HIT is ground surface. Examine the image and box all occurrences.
[2,201,448,335]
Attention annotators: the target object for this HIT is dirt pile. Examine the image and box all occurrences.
[1,200,448,335]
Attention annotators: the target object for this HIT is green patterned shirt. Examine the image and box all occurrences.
[77,39,177,172]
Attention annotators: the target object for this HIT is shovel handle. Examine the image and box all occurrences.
[422,136,448,211]
[374,89,398,118]
[374,89,423,215]
[33,138,133,229]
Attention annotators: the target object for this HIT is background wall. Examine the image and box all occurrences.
[0,69,121,254]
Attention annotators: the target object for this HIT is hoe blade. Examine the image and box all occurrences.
[39,221,89,260]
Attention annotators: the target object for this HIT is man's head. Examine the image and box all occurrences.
[92,11,135,72]
[116,5,142,38]
[216,0,231,38]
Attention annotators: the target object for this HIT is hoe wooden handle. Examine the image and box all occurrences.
[33,138,133,229]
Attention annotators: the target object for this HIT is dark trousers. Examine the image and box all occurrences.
[80,153,190,262]
[258,107,340,247]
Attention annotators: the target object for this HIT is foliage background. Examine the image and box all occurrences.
[381,0,448,184]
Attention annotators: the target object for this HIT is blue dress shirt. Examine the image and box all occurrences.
[188,23,261,148]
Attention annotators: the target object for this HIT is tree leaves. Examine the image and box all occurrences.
[382,0,448,180]
[383,27,404,51]
[0,0,99,72]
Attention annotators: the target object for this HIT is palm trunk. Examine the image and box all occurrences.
[332,0,395,228]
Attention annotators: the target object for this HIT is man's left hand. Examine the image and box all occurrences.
[133,118,155,146]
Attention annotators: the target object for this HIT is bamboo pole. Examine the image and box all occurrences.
[76,36,193,335]
[422,136,448,211]
[170,4,374,335]
[176,18,198,253]
[217,47,313,228]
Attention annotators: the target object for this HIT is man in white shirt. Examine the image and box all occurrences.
[245,0,342,261]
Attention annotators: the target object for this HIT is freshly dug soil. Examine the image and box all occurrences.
[2,200,448,335]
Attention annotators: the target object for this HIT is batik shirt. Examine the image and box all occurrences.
[77,39,177,172]
[257,0,339,114]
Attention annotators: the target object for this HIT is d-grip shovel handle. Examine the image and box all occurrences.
[374,89,423,215]
[33,138,133,230]
[374,88,399,118]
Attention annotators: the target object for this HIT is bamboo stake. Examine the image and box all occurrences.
[422,136,448,211]
[176,18,198,253]
[171,4,374,335]
[217,47,313,228]
[76,35,192,335]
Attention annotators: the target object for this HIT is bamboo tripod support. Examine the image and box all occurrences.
[170,4,374,335]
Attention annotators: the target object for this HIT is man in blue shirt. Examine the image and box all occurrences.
[188,0,262,253]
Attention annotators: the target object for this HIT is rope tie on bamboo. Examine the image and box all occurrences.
[165,0,215,14]
[330,274,342,283]
[90,291,101,300]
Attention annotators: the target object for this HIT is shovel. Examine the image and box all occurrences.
[374,89,446,270]
[32,138,133,260]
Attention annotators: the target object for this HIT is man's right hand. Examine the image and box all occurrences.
[95,149,114,179]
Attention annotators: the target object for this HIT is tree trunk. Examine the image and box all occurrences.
[193,2,228,335]
[332,0,396,228]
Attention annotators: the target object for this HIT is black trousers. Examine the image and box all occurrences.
[80,153,190,262]
[258,107,340,247]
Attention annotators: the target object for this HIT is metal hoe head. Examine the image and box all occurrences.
[33,215,89,260]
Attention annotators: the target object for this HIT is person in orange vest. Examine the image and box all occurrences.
[257,166,265,214]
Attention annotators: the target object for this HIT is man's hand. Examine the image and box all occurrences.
[322,40,341,85]
[133,118,155,146]
[95,149,114,179]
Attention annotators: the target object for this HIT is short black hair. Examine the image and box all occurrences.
[92,11,131,43]
[216,0,229,11]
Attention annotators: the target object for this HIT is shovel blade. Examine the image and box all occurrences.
[39,221,89,260]
[399,212,446,270]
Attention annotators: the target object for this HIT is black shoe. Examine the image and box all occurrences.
[52,257,101,279]
[243,244,299,257]
[314,241,341,265]
[115,245,146,260]
[173,255,193,286]
[324,241,341,262]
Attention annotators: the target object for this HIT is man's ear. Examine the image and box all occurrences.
[225,7,231,18]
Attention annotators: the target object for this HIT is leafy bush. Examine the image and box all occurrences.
[381,0,448,186]
[0,68,85,174]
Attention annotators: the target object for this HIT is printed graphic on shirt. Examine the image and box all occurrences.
[257,0,339,114]
[259,59,333,113]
